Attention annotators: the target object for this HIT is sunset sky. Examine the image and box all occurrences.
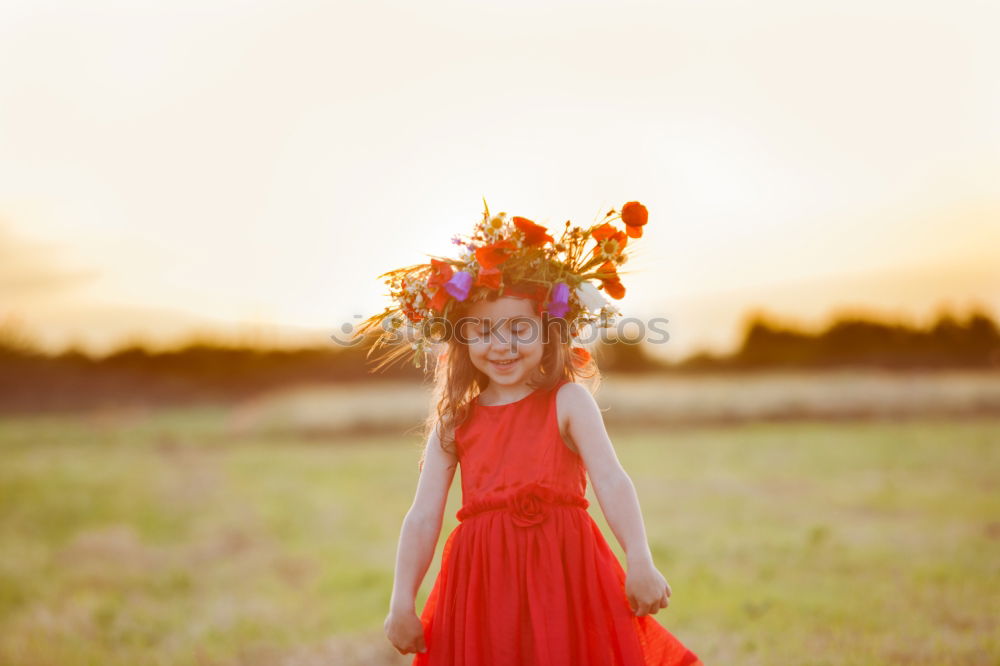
[2,0,998,361]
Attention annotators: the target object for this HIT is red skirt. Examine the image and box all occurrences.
[413,500,703,665]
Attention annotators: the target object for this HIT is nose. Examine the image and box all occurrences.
[489,322,518,354]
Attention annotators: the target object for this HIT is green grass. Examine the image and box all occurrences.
[0,408,997,665]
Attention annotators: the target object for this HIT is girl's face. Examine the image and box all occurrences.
[460,297,544,388]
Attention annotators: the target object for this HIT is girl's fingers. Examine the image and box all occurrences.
[631,589,676,616]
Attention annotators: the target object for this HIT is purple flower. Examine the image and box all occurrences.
[546,282,570,318]
[444,271,473,301]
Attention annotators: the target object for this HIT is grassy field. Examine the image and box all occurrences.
[0,405,998,665]
[227,370,1000,436]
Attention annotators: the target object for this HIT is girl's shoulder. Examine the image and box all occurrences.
[554,380,598,428]
[555,379,592,404]
[432,411,460,451]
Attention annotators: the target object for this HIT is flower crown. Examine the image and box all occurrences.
[354,199,649,370]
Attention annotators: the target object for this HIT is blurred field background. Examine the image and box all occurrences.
[2,353,999,665]
[3,0,1000,664]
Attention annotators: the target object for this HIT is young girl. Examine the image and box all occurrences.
[357,201,702,665]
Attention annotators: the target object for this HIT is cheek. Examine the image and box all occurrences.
[466,341,490,361]
[519,338,545,360]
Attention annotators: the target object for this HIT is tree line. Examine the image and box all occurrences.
[0,307,996,413]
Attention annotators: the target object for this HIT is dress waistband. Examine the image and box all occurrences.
[456,482,590,526]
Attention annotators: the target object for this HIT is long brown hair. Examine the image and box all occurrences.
[421,288,600,460]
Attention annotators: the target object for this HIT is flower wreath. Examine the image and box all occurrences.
[353,199,649,370]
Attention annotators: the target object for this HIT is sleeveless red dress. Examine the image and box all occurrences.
[413,378,703,665]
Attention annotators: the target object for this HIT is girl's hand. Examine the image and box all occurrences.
[384,609,428,655]
[625,562,671,617]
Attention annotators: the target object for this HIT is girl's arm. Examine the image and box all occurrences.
[557,383,672,616]
[388,420,458,614]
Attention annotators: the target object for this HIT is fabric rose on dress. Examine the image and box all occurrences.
[508,482,554,528]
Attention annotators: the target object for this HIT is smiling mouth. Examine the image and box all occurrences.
[490,358,519,367]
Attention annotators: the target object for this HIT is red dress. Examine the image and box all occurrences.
[413,378,703,665]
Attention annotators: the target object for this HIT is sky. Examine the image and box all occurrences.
[1,0,998,361]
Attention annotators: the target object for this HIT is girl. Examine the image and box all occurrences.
[358,201,702,665]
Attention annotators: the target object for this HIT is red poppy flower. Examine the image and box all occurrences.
[591,223,619,243]
[428,287,450,313]
[475,239,518,269]
[596,261,619,280]
[597,261,625,299]
[475,265,502,290]
[512,216,555,246]
[427,259,454,289]
[602,279,625,299]
[591,223,627,259]
[571,346,592,369]
[621,201,648,238]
